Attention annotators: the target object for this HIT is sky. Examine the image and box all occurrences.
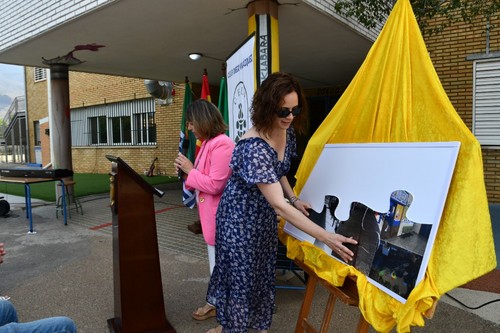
[0,64,25,118]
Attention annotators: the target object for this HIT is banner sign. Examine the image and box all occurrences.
[255,14,272,85]
[226,34,255,143]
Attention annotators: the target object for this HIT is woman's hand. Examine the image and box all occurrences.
[293,199,311,216]
[174,153,194,176]
[321,233,358,263]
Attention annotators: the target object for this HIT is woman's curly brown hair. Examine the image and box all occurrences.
[251,72,308,137]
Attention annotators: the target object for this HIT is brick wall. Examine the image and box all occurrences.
[67,72,184,175]
[70,92,184,175]
[68,72,151,108]
[25,68,185,176]
[25,67,49,163]
[40,120,50,165]
[482,148,500,202]
[424,10,500,203]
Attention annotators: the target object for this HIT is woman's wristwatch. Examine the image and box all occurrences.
[289,196,299,206]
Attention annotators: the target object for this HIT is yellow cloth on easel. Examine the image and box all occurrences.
[281,0,497,332]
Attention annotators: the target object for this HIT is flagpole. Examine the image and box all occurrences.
[179,77,196,209]
[218,63,229,133]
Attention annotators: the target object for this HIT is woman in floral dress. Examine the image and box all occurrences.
[205,72,357,333]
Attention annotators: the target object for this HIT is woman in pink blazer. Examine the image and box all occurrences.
[174,99,234,321]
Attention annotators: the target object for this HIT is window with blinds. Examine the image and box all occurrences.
[472,59,500,146]
[71,98,156,147]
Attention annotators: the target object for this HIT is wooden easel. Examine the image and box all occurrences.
[106,155,176,333]
[293,259,370,333]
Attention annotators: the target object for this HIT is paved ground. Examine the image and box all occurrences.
[0,181,498,333]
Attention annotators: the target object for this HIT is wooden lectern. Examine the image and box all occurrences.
[106,155,176,333]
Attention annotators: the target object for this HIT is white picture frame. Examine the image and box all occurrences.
[284,142,460,303]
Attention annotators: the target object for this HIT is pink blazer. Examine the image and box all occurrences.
[185,134,234,245]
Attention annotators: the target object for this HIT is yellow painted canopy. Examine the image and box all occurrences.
[281,0,497,331]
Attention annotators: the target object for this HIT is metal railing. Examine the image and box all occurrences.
[1,96,27,163]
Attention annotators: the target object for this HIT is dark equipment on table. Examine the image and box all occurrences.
[0,168,73,178]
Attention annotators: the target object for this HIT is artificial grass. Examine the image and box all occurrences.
[0,173,178,202]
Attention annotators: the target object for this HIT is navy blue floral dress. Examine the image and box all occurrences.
[206,127,296,332]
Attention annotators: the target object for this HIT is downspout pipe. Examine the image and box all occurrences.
[144,80,169,99]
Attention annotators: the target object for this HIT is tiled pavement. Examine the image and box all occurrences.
[54,185,208,260]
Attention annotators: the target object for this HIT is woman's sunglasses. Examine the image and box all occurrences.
[276,106,301,118]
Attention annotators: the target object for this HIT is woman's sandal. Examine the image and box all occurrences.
[192,304,216,321]
[205,325,223,333]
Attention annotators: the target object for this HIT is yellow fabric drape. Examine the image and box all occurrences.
[281,0,497,332]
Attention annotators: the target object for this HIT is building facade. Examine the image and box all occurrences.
[25,67,193,176]
[425,12,500,203]
[24,66,343,178]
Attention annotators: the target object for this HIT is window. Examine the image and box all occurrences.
[89,116,107,145]
[134,112,156,145]
[472,58,500,146]
[111,116,132,144]
[34,121,41,146]
[34,67,47,82]
[71,98,156,147]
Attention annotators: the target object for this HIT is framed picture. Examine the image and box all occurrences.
[284,142,460,303]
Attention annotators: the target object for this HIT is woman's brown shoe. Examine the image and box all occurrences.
[205,325,222,333]
[192,304,216,321]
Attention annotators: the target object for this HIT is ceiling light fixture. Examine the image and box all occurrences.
[188,53,225,62]
[188,53,203,61]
